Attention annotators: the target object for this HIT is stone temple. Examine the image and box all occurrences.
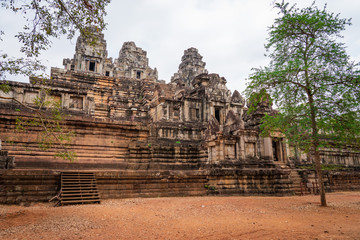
[0,28,359,203]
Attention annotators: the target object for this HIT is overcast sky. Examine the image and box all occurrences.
[1,0,360,93]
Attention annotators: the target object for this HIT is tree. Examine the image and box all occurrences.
[245,1,360,207]
[2,78,78,161]
[0,0,110,160]
[1,0,110,79]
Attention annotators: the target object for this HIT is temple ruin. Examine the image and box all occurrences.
[0,29,359,204]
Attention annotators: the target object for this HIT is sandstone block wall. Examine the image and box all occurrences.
[2,168,359,204]
[1,29,359,205]
[326,170,360,192]
[96,170,208,199]
[0,108,147,169]
[0,107,208,170]
[0,170,60,203]
[0,169,209,204]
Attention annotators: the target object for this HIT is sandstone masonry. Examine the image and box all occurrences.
[0,28,359,203]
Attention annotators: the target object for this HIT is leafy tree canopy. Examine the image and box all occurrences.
[245,1,360,206]
[0,0,110,80]
[246,1,360,149]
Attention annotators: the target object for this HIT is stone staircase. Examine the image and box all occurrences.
[289,169,303,195]
[60,172,100,205]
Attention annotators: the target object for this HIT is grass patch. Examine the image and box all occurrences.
[296,164,347,171]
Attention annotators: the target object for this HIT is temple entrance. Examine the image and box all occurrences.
[272,138,285,162]
[89,61,96,71]
[215,107,220,123]
[272,140,279,161]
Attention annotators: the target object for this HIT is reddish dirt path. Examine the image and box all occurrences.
[1,192,359,240]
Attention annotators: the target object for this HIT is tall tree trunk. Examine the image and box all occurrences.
[313,147,327,206]
[308,94,327,207]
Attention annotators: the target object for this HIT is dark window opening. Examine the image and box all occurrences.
[215,108,220,123]
[105,71,110,76]
[174,109,180,117]
[234,144,237,158]
[70,65,75,71]
[136,71,141,79]
[163,107,167,119]
[272,140,278,161]
[89,61,96,71]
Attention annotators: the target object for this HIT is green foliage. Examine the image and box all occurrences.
[0,0,110,80]
[297,164,346,171]
[12,81,76,161]
[321,164,346,171]
[1,78,75,161]
[204,184,217,191]
[0,1,111,161]
[0,56,46,80]
[54,151,77,162]
[246,1,360,151]
[247,88,273,114]
[0,82,11,93]
[246,1,360,206]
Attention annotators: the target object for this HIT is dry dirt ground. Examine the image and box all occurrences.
[0,192,359,240]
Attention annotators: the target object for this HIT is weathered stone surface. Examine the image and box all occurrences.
[171,47,208,88]
[0,143,15,169]
[115,42,158,80]
[0,28,359,203]
[63,26,109,75]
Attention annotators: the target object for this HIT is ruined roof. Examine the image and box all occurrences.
[117,41,149,69]
[171,47,208,88]
[231,90,245,106]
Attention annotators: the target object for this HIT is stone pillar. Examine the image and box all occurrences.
[235,140,240,159]
[208,146,212,163]
[184,100,189,121]
[222,139,225,160]
[63,93,70,108]
[282,140,289,163]
[263,137,273,160]
[278,140,283,162]
[255,142,259,158]
[240,136,245,160]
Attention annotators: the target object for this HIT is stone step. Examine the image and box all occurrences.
[61,199,100,205]
[60,171,101,206]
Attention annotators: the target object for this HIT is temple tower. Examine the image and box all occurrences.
[63,26,109,75]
